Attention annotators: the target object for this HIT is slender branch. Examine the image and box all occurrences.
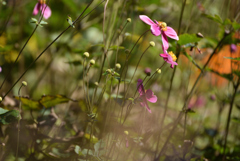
[1,0,96,100]
[222,78,240,161]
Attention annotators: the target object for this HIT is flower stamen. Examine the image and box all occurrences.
[39,0,46,4]
[168,51,177,62]
[158,21,167,31]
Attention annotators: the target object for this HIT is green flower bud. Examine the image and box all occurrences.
[0,97,2,102]
[83,52,89,58]
[127,18,131,23]
[22,81,27,86]
[94,82,99,86]
[149,41,155,47]
[106,69,112,73]
[90,59,95,65]
[124,131,129,135]
[115,63,121,69]
[156,68,161,74]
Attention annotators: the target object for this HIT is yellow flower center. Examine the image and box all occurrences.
[158,21,167,31]
[39,0,46,4]
[168,51,177,62]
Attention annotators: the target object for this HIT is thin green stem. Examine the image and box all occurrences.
[125,45,151,98]
[222,78,240,161]
[16,84,23,161]
[155,33,228,160]
[1,0,95,100]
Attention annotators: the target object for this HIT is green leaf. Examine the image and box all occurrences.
[108,45,125,51]
[203,14,223,24]
[232,21,240,30]
[74,145,81,155]
[223,18,232,25]
[14,96,41,110]
[183,52,202,70]
[233,70,240,77]
[40,20,48,25]
[0,107,9,115]
[39,95,71,108]
[224,57,240,61]
[206,68,233,81]
[0,110,20,125]
[178,34,202,46]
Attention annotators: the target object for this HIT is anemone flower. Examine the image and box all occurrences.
[160,48,178,69]
[139,15,179,50]
[33,0,51,19]
[137,79,157,113]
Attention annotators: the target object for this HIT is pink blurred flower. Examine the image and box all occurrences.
[188,96,206,109]
[159,49,178,69]
[137,79,157,113]
[0,67,2,73]
[230,44,237,53]
[33,0,51,19]
[139,15,179,50]
[125,138,129,148]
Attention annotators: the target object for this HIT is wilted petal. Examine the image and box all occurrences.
[165,27,179,40]
[33,3,40,15]
[145,89,157,103]
[139,15,155,26]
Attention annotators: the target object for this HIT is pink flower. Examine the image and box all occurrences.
[137,79,157,113]
[139,15,179,50]
[33,0,51,19]
[159,49,178,69]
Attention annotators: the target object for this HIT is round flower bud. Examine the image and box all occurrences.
[127,18,131,23]
[106,69,112,73]
[22,81,27,86]
[90,59,95,65]
[125,49,130,54]
[115,63,121,69]
[83,52,89,58]
[0,97,2,102]
[144,68,151,76]
[156,68,161,74]
[94,82,99,86]
[124,131,129,135]
[149,41,155,47]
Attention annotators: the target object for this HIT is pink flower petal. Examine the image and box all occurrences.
[165,27,179,40]
[41,4,51,19]
[33,3,40,15]
[139,15,155,26]
[151,24,161,36]
[137,79,144,96]
[161,32,169,50]
[145,89,157,103]
[141,99,152,113]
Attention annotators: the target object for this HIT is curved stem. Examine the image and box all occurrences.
[155,33,228,160]
[1,0,95,100]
